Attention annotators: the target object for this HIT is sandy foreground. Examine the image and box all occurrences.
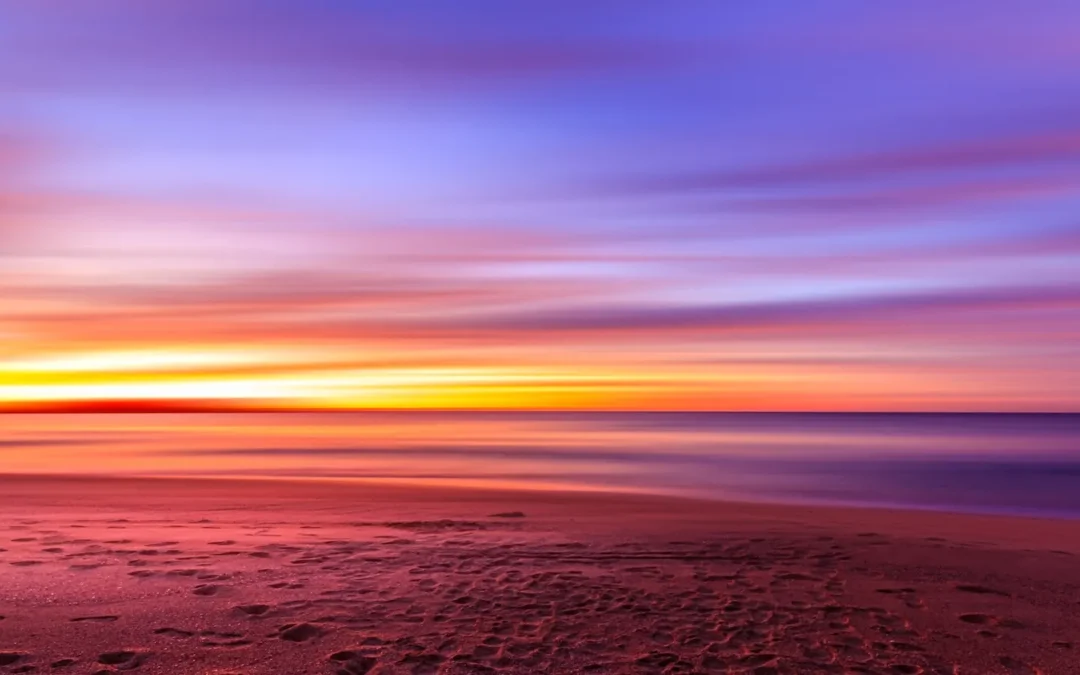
[1,477,1079,675]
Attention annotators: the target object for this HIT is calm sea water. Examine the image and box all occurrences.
[3,412,1080,518]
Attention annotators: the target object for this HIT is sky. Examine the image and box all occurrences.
[1,0,1079,412]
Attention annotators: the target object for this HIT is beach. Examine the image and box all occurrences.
[1,476,1078,674]
[5,1,1080,673]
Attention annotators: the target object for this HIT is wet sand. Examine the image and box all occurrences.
[1,475,1078,674]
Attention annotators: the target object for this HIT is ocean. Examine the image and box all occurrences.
[3,412,1079,518]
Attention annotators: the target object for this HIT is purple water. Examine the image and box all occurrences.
[3,412,1079,518]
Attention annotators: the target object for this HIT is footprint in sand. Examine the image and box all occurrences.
[71,615,119,623]
[185,629,230,649]
[278,623,325,642]
[50,658,77,668]
[957,613,1025,633]
[775,572,817,581]
[999,656,1038,675]
[0,653,27,666]
[330,651,379,674]
[234,604,271,616]
[955,584,1010,597]
[196,572,231,581]
[98,650,144,669]
[889,642,924,653]
[397,651,445,673]
[201,636,253,648]
[154,627,195,638]
[10,560,43,567]
[192,584,222,596]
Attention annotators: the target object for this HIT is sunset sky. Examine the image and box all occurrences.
[2,1,1079,412]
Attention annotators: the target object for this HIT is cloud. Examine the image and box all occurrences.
[162,444,687,465]
[0,133,43,176]
[716,175,1080,218]
[0,129,64,249]
[2,2,686,95]
[444,284,1080,336]
[3,2,1080,411]
[0,439,109,448]
[588,128,1080,196]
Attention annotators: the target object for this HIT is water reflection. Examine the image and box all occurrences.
[3,413,1079,516]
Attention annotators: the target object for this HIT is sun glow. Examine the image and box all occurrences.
[0,338,1007,412]
[2,348,301,373]
[0,348,763,410]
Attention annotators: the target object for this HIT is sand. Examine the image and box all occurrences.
[1,476,1079,674]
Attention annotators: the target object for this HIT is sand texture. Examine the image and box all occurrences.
[1,476,1079,674]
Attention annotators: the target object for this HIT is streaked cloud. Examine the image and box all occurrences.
[0,1,1078,412]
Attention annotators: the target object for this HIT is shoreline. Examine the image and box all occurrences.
[5,468,1080,522]
[4,472,1080,553]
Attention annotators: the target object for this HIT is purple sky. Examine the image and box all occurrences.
[1,1,1078,410]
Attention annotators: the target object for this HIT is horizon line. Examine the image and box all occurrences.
[0,400,1075,415]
